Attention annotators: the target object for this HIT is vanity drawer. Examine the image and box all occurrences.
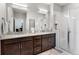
[42,34,49,38]
[48,34,56,37]
[18,37,33,42]
[33,36,41,39]
[1,39,18,44]
[33,37,41,43]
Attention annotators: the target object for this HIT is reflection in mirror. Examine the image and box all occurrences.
[14,18,23,32]
[13,10,26,32]
[29,19,35,33]
[5,3,50,34]
[7,3,27,33]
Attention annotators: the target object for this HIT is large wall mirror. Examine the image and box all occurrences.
[6,3,27,34]
[0,3,50,35]
[29,19,35,33]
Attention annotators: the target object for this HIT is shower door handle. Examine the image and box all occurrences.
[68,31,70,47]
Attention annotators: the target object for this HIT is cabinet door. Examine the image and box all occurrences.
[48,34,56,49]
[33,36,41,47]
[33,36,41,54]
[48,37,54,49]
[2,43,20,55]
[20,40,33,55]
[42,36,49,51]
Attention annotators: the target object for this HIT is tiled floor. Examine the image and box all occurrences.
[38,49,71,55]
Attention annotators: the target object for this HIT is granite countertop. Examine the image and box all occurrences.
[0,32,55,40]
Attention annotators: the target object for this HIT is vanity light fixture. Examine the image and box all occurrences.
[12,3,28,8]
[38,8,48,14]
[11,3,28,11]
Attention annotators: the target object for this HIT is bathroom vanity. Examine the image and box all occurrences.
[0,3,55,55]
[0,32,56,55]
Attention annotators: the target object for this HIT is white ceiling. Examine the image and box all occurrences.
[54,3,69,7]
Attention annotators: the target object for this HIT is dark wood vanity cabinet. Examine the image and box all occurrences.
[48,34,56,49]
[20,37,33,55]
[1,39,20,55]
[33,36,41,54]
[1,33,56,55]
[1,42,20,55]
[42,35,49,51]
[1,37,33,55]
[42,34,56,52]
